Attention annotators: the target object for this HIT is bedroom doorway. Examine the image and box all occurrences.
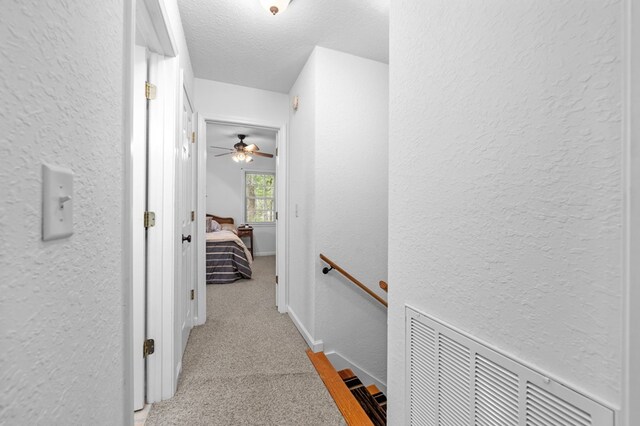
[199,118,288,313]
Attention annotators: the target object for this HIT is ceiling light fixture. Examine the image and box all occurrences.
[259,0,291,15]
[232,152,254,163]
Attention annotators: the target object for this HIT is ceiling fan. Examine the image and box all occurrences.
[210,134,274,163]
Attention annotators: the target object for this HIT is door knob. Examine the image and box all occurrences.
[182,234,191,243]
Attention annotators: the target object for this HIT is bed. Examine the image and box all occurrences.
[205,214,253,284]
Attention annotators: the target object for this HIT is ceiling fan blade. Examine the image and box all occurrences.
[245,144,260,151]
[252,151,274,158]
[214,152,233,157]
[210,146,232,150]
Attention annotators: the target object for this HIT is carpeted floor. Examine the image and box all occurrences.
[146,256,345,426]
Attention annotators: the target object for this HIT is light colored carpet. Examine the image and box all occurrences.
[146,256,345,426]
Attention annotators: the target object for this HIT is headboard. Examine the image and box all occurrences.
[206,214,234,225]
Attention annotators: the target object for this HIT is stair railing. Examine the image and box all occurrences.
[319,253,388,308]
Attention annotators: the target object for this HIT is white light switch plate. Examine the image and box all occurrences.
[42,163,74,241]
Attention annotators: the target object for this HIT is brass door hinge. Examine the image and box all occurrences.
[144,211,156,228]
[276,147,278,157]
[143,339,155,357]
[191,211,195,221]
[190,289,195,300]
[192,131,196,143]
[145,82,157,100]
[275,211,278,221]
[275,275,278,284]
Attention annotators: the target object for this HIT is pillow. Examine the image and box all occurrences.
[207,219,221,233]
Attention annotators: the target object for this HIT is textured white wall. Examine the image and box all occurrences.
[313,48,389,384]
[194,79,288,125]
[388,1,624,423]
[0,1,126,424]
[287,47,389,382]
[627,5,640,425]
[288,51,318,333]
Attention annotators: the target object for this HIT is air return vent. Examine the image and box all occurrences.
[406,306,615,426]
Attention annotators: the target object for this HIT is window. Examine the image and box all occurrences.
[245,172,275,224]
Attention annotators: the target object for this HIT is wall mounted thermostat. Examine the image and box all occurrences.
[292,95,299,111]
[42,163,74,241]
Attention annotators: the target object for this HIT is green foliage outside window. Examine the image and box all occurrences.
[246,173,275,223]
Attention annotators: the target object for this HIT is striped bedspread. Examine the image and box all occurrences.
[206,240,252,284]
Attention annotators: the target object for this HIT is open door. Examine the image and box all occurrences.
[177,86,195,360]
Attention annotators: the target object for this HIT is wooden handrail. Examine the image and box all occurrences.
[379,281,388,292]
[319,254,388,308]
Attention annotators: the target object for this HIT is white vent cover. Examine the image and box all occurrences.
[406,306,615,426]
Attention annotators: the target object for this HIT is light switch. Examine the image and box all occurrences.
[42,163,74,241]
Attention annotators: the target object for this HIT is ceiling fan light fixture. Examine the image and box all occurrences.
[259,0,291,15]
[232,154,240,162]
[245,156,253,163]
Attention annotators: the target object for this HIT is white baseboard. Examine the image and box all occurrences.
[254,251,276,257]
[193,313,206,326]
[174,360,182,393]
[325,350,387,394]
[287,307,323,352]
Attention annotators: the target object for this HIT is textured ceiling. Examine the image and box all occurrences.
[178,0,389,93]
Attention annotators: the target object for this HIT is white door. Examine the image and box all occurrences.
[132,45,148,411]
[179,87,195,355]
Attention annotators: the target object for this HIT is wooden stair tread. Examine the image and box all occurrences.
[366,385,380,394]
[366,385,387,413]
[306,349,374,426]
[340,370,387,426]
[338,369,355,380]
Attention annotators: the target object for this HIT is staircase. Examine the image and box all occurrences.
[306,350,387,426]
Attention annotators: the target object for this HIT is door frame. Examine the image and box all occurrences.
[147,53,180,402]
[199,116,289,314]
[127,0,182,408]
[195,114,207,325]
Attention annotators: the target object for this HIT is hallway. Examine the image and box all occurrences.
[145,256,344,425]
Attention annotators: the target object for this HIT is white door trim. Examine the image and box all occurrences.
[135,0,177,56]
[200,115,289,314]
[275,124,288,312]
[194,114,207,326]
